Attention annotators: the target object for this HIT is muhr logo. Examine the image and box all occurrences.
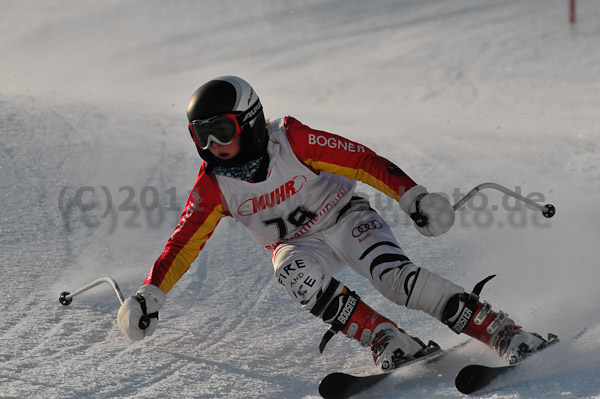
[238,175,307,216]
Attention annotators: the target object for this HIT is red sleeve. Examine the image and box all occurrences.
[144,165,227,293]
[284,117,417,201]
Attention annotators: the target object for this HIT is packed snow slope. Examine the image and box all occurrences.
[1,1,600,398]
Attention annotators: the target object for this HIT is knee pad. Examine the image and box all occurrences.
[405,268,464,320]
[273,249,329,310]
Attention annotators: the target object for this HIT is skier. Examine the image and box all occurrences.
[117,76,551,370]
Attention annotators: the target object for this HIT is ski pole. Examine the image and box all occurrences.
[453,182,555,217]
[411,182,555,227]
[59,276,125,306]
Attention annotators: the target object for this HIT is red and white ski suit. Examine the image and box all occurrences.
[144,117,462,317]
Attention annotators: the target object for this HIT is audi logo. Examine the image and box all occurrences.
[352,220,383,237]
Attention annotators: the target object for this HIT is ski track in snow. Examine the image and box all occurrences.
[1,1,600,398]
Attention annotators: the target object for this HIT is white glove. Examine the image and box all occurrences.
[399,185,455,237]
[117,284,166,341]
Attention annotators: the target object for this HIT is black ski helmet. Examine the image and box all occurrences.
[187,76,267,163]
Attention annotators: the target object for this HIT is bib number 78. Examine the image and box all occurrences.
[263,206,317,239]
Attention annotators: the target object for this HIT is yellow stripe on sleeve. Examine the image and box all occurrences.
[158,205,226,293]
[307,160,400,201]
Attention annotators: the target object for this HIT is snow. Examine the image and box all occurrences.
[1,0,600,398]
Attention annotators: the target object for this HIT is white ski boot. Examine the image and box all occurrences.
[313,280,438,371]
[443,276,557,364]
[488,316,557,364]
[368,321,434,371]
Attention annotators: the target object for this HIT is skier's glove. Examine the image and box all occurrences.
[399,185,455,237]
[117,284,165,341]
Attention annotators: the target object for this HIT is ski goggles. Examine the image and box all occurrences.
[189,100,263,150]
[189,114,243,150]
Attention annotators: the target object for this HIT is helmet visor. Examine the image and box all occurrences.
[189,114,242,150]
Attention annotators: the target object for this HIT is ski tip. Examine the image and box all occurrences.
[318,373,353,399]
[455,363,516,395]
[455,364,488,395]
[318,371,388,399]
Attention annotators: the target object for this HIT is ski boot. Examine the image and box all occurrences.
[489,319,558,364]
[443,275,558,364]
[313,279,439,371]
[368,320,440,370]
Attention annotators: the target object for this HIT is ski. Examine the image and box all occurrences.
[455,328,589,395]
[318,339,470,399]
[455,363,516,394]
[318,346,442,399]
[318,370,392,399]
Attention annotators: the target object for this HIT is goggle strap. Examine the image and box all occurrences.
[237,99,263,127]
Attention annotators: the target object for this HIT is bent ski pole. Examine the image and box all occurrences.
[411,182,555,227]
[453,182,556,217]
[59,276,125,306]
